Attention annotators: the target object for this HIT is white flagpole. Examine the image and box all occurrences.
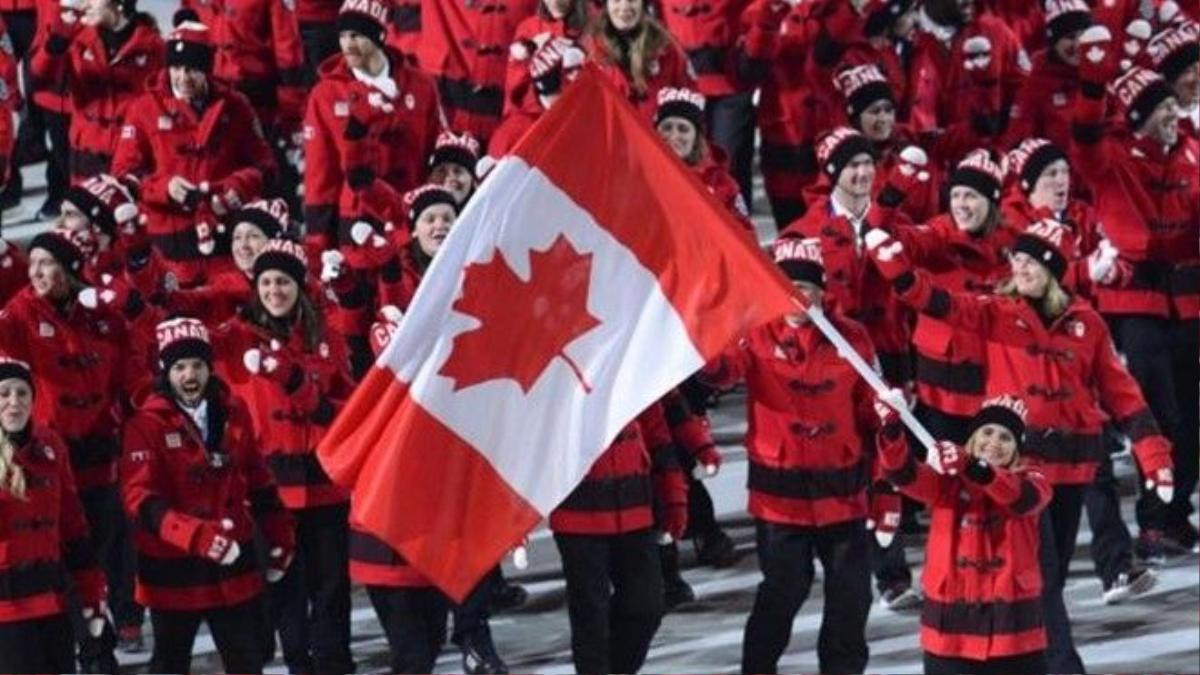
[805,305,939,454]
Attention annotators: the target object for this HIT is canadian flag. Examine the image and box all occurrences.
[317,67,796,600]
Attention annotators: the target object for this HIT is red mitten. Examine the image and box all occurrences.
[1120,19,1152,71]
[1145,467,1175,504]
[654,469,689,541]
[80,600,112,639]
[867,486,902,547]
[928,440,967,477]
[864,228,912,281]
[877,146,930,208]
[962,35,1001,85]
[192,518,241,565]
[1078,25,1118,88]
[243,340,305,394]
[78,272,145,319]
[692,444,723,479]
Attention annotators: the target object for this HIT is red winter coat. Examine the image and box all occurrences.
[908,12,1028,140]
[895,271,1174,485]
[29,17,163,181]
[701,313,878,527]
[180,0,308,132]
[660,0,747,96]
[161,268,254,327]
[0,240,27,307]
[302,49,443,254]
[550,403,688,535]
[295,0,338,23]
[27,0,71,115]
[0,289,143,491]
[1002,49,1079,151]
[901,215,1016,423]
[416,0,538,140]
[1001,196,1107,298]
[586,31,695,124]
[502,13,583,116]
[213,315,354,510]
[692,145,752,230]
[877,425,1051,661]
[0,427,106,624]
[781,194,913,372]
[1072,92,1200,320]
[112,75,276,287]
[121,388,294,610]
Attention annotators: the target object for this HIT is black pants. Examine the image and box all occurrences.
[40,107,69,206]
[705,91,755,207]
[79,484,140,627]
[741,519,871,674]
[149,597,266,673]
[367,586,448,673]
[1085,443,1134,588]
[0,613,76,673]
[1108,316,1200,531]
[299,21,340,75]
[1038,486,1086,674]
[270,502,354,675]
[554,529,664,674]
[451,566,498,646]
[923,649,1047,675]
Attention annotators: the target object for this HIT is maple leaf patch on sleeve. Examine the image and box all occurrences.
[439,234,601,393]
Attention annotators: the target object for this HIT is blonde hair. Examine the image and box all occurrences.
[590,10,673,96]
[964,426,1019,468]
[998,274,1070,318]
[0,429,27,500]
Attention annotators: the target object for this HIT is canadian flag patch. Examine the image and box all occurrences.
[39,322,54,337]
[165,433,182,448]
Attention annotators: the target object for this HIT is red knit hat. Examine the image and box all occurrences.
[62,174,139,237]
[816,126,876,179]
[1004,138,1069,194]
[833,63,894,121]
[253,238,308,285]
[165,21,214,72]
[404,184,458,225]
[655,87,707,132]
[1146,20,1200,83]
[231,198,290,239]
[337,0,389,48]
[1108,66,1176,130]
[29,229,87,276]
[156,317,212,370]
[428,131,482,174]
[773,236,825,288]
[949,150,1004,202]
[1013,218,1076,281]
[1044,0,1092,44]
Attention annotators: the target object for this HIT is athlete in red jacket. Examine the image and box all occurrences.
[212,238,355,674]
[502,0,589,117]
[701,238,875,674]
[876,393,1052,674]
[1072,29,1199,555]
[111,23,277,288]
[29,0,163,182]
[868,218,1175,673]
[653,87,752,230]
[121,317,294,674]
[549,402,687,675]
[585,0,695,123]
[0,356,109,673]
[415,0,538,141]
[302,0,443,257]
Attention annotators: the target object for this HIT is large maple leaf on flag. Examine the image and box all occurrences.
[438,234,601,393]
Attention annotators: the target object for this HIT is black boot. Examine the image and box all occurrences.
[659,542,694,610]
[694,529,738,568]
[460,626,508,674]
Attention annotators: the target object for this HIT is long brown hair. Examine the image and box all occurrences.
[0,429,26,500]
[540,0,589,35]
[589,1,673,96]
[998,274,1071,319]
[241,287,327,354]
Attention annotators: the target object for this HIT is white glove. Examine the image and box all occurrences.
[511,543,529,570]
[81,600,112,639]
[962,35,993,70]
[320,250,345,283]
[1087,239,1120,284]
[350,221,387,248]
[1145,467,1175,503]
